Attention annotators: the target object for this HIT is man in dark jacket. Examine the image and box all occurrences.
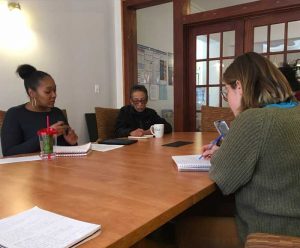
[115,85,172,137]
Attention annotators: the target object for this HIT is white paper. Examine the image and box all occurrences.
[0,207,101,248]
[91,144,124,152]
[172,155,211,172]
[128,135,153,139]
[0,155,41,165]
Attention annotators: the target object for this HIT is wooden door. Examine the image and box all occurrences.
[245,8,300,66]
[188,20,244,131]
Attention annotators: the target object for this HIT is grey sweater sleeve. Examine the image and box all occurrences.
[209,109,267,195]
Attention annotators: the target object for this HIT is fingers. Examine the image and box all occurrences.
[130,129,144,137]
[201,144,220,160]
[64,128,78,145]
[201,144,212,154]
[50,121,66,136]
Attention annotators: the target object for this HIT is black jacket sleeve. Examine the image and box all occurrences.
[1,110,40,156]
[115,107,135,137]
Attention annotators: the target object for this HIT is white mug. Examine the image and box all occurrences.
[150,124,164,138]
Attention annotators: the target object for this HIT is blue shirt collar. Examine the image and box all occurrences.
[264,101,299,108]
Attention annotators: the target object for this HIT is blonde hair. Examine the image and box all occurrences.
[223,52,295,112]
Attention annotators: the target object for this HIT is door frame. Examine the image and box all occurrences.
[122,0,300,131]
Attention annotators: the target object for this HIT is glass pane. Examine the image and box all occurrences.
[208,87,220,107]
[223,31,235,57]
[254,26,268,53]
[209,33,220,58]
[287,52,300,65]
[288,21,300,51]
[222,59,234,75]
[196,112,201,131]
[196,87,206,111]
[196,61,207,85]
[269,54,284,67]
[190,0,258,14]
[209,60,220,85]
[270,23,284,52]
[197,35,207,59]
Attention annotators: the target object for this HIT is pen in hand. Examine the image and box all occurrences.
[199,134,223,160]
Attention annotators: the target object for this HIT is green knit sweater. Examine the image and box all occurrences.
[209,106,300,243]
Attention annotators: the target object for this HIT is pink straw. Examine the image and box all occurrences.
[46,115,49,129]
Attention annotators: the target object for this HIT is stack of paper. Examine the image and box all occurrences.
[0,206,101,248]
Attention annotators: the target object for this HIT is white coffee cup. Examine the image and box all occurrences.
[150,124,164,138]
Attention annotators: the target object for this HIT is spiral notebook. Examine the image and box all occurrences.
[172,155,211,172]
[55,143,91,157]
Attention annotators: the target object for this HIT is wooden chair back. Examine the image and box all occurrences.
[0,110,6,131]
[201,106,235,132]
[245,233,300,248]
[95,107,119,142]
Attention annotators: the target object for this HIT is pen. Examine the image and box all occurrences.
[199,134,223,160]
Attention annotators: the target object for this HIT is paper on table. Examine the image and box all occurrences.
[0,206,101,248]
[0,155,41,165]
[91,144,124,152]
[128,135,153,139]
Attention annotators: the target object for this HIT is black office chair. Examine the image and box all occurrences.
[85,113,98,142]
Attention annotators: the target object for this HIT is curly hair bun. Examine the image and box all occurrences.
[16,64,37,80]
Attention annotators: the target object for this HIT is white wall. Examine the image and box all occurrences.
[0,0,118,143]
[136,3,174,117]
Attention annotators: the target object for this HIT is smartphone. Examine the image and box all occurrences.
[214,120,229,138]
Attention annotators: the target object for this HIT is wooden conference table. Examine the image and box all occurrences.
[0,132,217,248]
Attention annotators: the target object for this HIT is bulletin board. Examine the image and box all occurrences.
[137,44,174,101]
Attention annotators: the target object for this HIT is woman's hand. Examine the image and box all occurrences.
[130,128,144,137]
[50,121,66,136]
[201,144,220,159]
[63,127,78,145]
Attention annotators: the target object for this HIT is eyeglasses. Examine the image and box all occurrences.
[220,89,228,102]
[131,98,146,105]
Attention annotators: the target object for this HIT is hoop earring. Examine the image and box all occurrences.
[31,98,37,107]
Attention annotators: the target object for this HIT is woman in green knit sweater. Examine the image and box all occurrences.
[201,52,300,244]
[177,52,300,248]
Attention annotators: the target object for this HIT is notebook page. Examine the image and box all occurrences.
[0,207,101,248]
[91,144,124,152]
[172,155,211,171]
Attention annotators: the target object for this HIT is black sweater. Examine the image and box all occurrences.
[115,105,172,137]
[1,104,70,156]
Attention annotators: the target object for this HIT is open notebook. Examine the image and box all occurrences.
[0,206,101,248]
[55,143,91,157]
[172,155,211,172]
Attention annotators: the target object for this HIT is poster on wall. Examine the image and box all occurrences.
[137,44,172,87]
[149,84,159,100]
